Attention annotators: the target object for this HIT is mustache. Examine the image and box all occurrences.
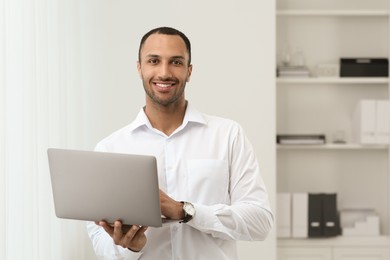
[154,76,178,82]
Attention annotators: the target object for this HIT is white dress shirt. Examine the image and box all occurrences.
[87,103,273,260]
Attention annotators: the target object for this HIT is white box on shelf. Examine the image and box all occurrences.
[354,100,390,144]
[354,100,376,144]
[292,193,308,238]
[277,193,291,238]
[376,100,390,144]
[315,63,339,78]
[340,209,380,236]
[342,216,380,236]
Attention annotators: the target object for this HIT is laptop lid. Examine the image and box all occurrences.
[47,148,163,227]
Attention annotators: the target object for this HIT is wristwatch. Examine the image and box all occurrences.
[180,201,195,223]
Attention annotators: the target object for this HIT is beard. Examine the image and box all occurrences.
[142,76,187,107]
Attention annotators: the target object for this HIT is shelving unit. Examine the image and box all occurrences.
[277,144,389,150]
[277,77,389,84]
[277,10,389,17]
[276,0,390,259]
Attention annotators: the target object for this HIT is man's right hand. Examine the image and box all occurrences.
[97,220,148,252]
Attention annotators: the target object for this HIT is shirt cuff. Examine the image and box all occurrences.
[114,247,143,260]
[187,203,224,229]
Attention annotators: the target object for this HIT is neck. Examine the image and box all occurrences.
[144,100,187,136]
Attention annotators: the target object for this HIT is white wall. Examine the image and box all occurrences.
[1,0,97,259]
[80,0,276,259]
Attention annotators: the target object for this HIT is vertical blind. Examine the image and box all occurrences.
[1,0,94,259]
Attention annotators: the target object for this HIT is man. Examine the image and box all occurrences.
[87,26,273,260]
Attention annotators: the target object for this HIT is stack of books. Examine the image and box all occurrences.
[277,66,310,78]
[277,134,326,145]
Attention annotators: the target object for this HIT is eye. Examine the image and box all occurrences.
[148,58,159,64]
[172,59,183,66]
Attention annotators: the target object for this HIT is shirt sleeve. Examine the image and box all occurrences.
[86,221,143,260]
[186,125,274,241]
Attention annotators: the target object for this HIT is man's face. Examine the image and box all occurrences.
[137,33,192,107]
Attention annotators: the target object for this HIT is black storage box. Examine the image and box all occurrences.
[340,58,388,77]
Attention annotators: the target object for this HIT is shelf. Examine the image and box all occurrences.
[277,144,389,150]
[276,2,390,255]
[276,77,389,84]
[277,10,389,17]
[278,236,390,247]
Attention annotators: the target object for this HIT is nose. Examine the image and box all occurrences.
[157,62,173,79]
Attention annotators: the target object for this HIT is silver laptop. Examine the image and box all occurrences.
[47,148,166,227]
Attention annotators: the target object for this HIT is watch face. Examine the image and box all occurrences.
[184,203,195,216]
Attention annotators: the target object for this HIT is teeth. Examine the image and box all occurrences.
[156,83,172,88]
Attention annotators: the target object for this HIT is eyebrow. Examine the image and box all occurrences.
[145,54,185,60]
[170,56,185,60]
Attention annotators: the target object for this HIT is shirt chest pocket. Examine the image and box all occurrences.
[186,159,229,204]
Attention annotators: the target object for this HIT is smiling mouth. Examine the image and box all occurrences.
[155,82,174,88]
[153,81,177,92]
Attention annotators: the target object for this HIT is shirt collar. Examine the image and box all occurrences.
[128,102,207,133]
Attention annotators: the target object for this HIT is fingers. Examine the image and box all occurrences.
[122,225,144,245]
[99,220,114,236]
[97,220,127,238]
[125,226,148,252]
[113,221,125,241]
[121,224,132,234]
[97,220,148,251]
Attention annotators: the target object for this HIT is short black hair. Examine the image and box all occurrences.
[138,27,191,66]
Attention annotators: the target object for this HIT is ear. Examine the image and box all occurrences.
[186,64,193,82]
[137,61,142,79]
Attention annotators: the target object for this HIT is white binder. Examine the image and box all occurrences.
[355,100,376,144]
[292,193,308,238]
